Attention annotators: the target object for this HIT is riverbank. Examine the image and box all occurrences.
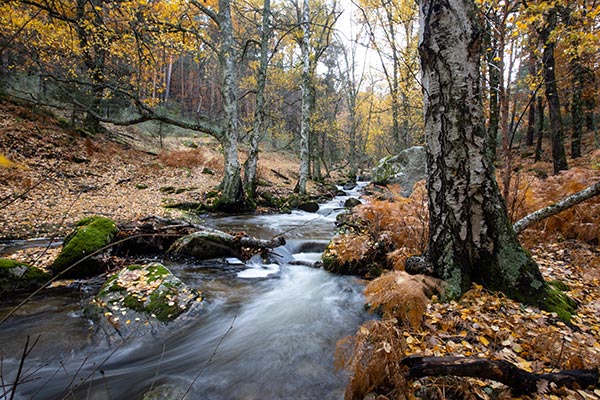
[0,101,323,242]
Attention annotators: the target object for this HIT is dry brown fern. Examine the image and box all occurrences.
[158,149,207,168]
[356,182,429,269]
[508,167,600,245]
[365,271,444,329]
[335,319,411,400]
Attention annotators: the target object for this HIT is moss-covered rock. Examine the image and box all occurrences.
[372,146,426,196]
[0,258,51,297]
[51,216,117,278]
[94,263,200,323]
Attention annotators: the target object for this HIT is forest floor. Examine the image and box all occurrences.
[0,103,329,219]
[0,100,324,268]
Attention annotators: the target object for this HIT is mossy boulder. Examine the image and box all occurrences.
[94,263,200,322]
[372,146,426,196]
[298,201,319,213]
[51,216,118,278]
[89,263,203,341]
[0,258,51,297]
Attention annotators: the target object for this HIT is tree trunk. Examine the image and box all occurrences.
[534,95,545,162]
[75,0,106,133]
[485,31,500,161]
[525,53,537,147]
[540,10,568,174]
[418,0,548,305]
[570,61,584,158]
[243,0,271,201]
[218,0,244,208]
[295,0,311,195]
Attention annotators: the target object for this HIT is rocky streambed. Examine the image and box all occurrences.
[0,184,372,399]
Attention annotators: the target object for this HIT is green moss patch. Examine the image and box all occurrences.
[96,263,200,322]
[51,216,117,278]
[0,258,51,297]
[543,287,577,322]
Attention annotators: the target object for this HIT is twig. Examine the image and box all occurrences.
[180,315,237,399]
[9,335,40,400]
[150,343,167,392]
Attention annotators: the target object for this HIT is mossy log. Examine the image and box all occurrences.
[115,216,285,261]
[402,356,599,396]
[168,228,285,261]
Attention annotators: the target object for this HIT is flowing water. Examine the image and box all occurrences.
[0,184,370,400]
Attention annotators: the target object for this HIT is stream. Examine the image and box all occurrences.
[0,183,370,400]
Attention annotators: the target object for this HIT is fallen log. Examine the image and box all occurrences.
[513,181,600,234]
[402,356,599,396]
[115,216,285,261]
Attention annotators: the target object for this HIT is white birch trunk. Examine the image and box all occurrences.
[218,0,243,207]
[244,0,271,200]
[296,0,311,195]
[419,0,548,305]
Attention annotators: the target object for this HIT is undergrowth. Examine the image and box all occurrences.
[355,182,429,270]
[335,165,600,400]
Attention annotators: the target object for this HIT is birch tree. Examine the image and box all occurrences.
[416,0,568,314]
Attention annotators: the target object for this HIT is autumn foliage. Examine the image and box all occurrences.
[334,165,600,399]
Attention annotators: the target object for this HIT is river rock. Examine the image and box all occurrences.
[51,216,118,279]
[0,258,51,297]
[88,263,202,341]
[343,197,362,208]
[372,146,426,197]
[297,201,319,213]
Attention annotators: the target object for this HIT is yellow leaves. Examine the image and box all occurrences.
[0,154,17,168]
[478,335,490,346]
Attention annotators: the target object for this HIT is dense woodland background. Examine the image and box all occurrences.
[1,0,597,203]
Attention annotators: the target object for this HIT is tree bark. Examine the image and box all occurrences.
[534,95,545,162]
[402,356,599,396]
[218,0,244,208]
[513,181,600,234]
[243,0,272,201]
[418,0,547,304]
[570,61,584,158]
[539,9,568,174]
[295,0,311,195]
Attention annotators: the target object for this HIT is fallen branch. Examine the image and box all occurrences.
[270,169,290,181]
[168,229,285,261]
[513,181,600,234]
[402,356,599,395]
